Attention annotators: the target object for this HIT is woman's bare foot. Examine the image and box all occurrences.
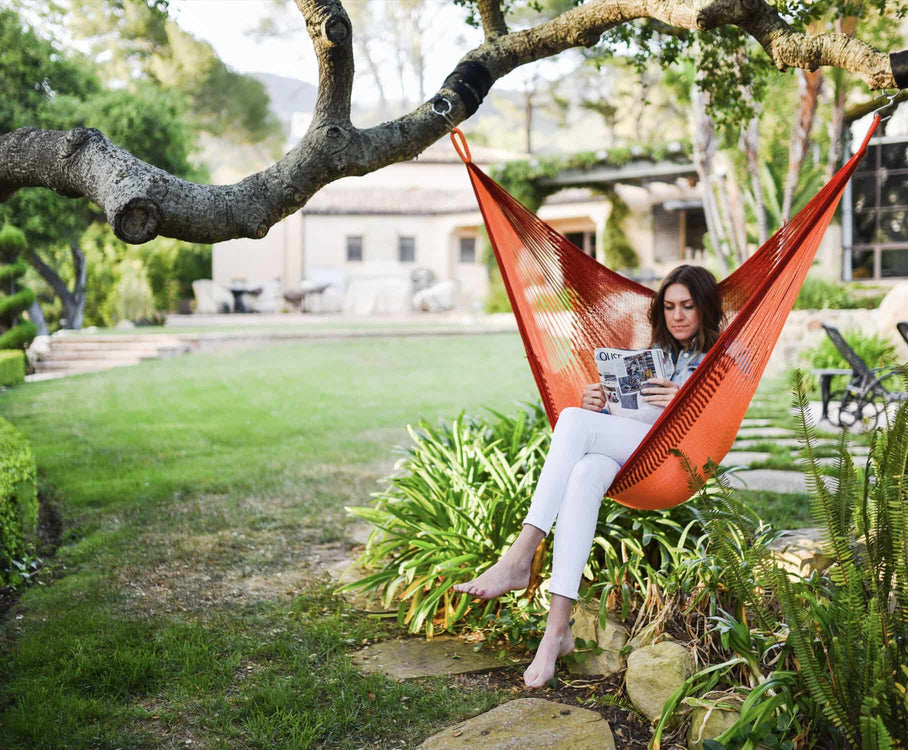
[523,628,574,688]
[452,559,531,599]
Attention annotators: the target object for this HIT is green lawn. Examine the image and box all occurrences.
[0,334,538,749]
[0,335,836,747]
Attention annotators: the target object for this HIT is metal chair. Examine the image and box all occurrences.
[818,323,907,430]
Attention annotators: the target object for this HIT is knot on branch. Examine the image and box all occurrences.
[695,0,743,30]
[63,127,104,159]
[114,197,161,244]
[322,14,351,45]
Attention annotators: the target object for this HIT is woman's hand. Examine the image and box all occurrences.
[640,377,680,407]
[581,383,606,411]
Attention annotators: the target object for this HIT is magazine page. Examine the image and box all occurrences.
[593,347,674,423]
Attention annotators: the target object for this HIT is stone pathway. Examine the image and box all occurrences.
[351,636,521,679]
[418,698,615,750]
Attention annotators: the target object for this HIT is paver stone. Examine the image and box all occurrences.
[418,698,615,749]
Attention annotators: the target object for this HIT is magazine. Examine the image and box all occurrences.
[593,347,674,422]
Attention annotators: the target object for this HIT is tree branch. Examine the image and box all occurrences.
[477,0,508,39]
[0,0,901,247]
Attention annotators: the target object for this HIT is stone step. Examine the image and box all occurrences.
[36,358,144,371]
[724,469,835,494]
[736,427,796,439]
[48,334,185,345]
[40,350,162,362]
[722,451,771,465]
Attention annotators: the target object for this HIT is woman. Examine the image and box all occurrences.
[453,264,723,688]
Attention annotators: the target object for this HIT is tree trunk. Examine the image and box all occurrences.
[741,112,767,247]
[691,85,731,275]
[27,298,49,336]
[524,87,533,154]
[827,17,859,177]
[67,241,87,330]
[27,242,87,330]
[782,68,823,221]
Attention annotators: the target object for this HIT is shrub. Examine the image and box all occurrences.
[0,417,38,588]
[0,224,37,350]
[344,403,707,638]
[109,259,155,323]
[655,372,908,748]
[0,349,25,386]
[793,278,857,310]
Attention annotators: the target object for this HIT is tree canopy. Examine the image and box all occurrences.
[1,0,905,248]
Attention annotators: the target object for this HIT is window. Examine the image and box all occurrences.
[459,236,476,263]
[849,137,908,278]
[398,236,416,263]
[565,231,596,257]
[346,235,363,262]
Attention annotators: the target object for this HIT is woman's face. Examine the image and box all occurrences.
[663,282,701,344]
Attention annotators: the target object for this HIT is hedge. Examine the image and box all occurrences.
[0,417,37,585]
[0,349,25,386]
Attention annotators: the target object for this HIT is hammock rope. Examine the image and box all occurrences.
[453,116,882,510]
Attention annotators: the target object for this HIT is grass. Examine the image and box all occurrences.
[1,334,535,749]
[0,335,861,747]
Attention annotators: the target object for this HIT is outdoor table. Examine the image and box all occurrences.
[229,286,261,313]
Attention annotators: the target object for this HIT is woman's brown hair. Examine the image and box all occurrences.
[649,265,722,359]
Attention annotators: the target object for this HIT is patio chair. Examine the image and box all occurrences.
[191,280,233,314]
[815,323,907,430]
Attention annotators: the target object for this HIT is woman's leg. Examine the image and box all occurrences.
[454,407,648,599]
[524,453,620,687]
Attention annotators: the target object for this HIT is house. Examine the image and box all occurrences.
[212,134,707,310]
[842,104,908,280]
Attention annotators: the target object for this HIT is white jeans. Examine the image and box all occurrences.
[523,407,652,599]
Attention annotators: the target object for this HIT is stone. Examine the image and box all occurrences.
[721,451,771,466]
[735,427,796,439]
[767,527,832,577]
[732,437,840,450]
[566,602,627,676]
[625,641,693,721]
[688,702,742,750]
[418,698,615,749]
[351,636,517,679]
[626,619,662,652]
[723,469,835,494]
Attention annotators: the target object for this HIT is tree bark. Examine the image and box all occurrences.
[0,0,901,247]
[826,16,859,177]
[691,85,731,275]
[781,67,823,222]
[741,112,767,247]
[28,244,87,330]
[27,298,49,337]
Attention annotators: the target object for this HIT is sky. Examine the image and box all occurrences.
[168,0,495,95]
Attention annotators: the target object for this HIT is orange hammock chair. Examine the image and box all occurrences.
[451,115,882,511]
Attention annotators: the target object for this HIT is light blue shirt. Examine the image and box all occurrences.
[669,347,705,388]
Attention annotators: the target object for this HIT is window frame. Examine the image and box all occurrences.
[346,235,363,262]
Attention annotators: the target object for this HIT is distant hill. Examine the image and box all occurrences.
[251,72,318,132]
[248,71,614,154]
